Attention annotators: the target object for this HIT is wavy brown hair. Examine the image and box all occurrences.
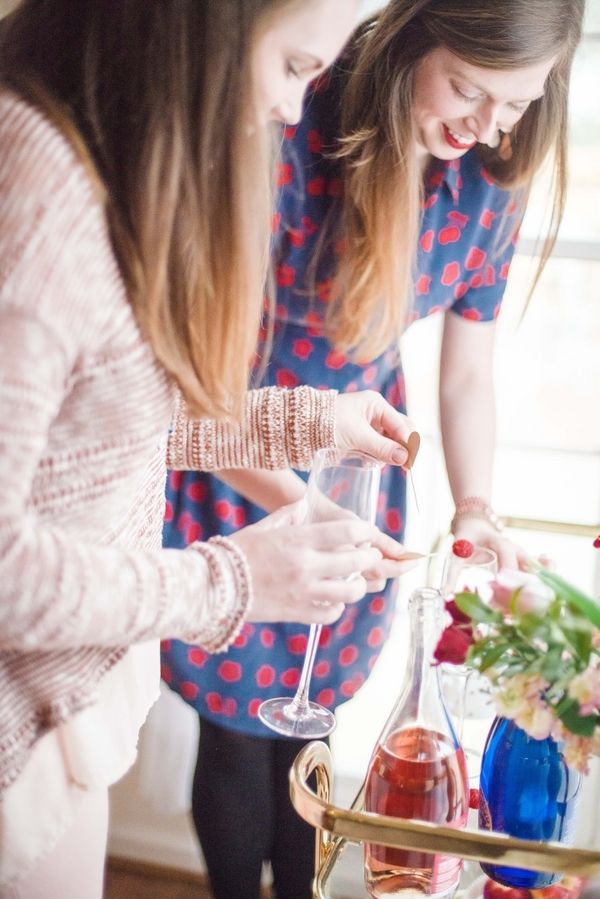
[327,0,585,360]
[0,0,296,418]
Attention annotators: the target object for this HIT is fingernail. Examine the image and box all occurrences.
[391,447,408,465]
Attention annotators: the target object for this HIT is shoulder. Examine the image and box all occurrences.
[0,90,102,248]
[0,91,124,341]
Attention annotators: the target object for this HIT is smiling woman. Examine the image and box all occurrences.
[160,3,587,898]
[412,49,554,158]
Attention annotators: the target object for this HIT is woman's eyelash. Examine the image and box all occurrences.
[451,83,479,103]
[452,83,529,115]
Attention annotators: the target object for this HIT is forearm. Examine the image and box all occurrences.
[439,314,497,505]
[167,386,337,472]
[216,468,306,513]
[0,521,250,653]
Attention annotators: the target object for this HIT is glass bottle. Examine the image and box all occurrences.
[364,587,469,899]
[479,715,583,889]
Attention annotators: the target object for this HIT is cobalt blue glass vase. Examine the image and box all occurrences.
[478,716,582,889]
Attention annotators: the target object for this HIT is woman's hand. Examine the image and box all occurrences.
[451,517,529,571]
[335,391,420,470]
[229,501,411,624]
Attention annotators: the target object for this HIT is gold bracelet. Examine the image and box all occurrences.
[450,495,503,534]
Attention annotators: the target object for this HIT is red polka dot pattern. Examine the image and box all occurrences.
[161,69,521,736]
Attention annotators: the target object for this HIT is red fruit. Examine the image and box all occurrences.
[593,535,600,548]
[452,539,474,558]
[483,878,531,899]
[531,878,585,899]
[469,787,480,809]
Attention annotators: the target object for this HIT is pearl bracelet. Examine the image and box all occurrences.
[451,496,504,534]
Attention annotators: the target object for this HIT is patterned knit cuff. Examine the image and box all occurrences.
[283,385,337,470]
[185,536,253,653]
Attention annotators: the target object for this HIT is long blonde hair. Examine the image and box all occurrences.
[327,0,584,360]
[0,0,295,418]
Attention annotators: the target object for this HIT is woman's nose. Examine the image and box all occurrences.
[466,103,500,145]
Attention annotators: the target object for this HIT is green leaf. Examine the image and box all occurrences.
[515,613,552,641]
[454,591,500,624]
[561,629,592,668]
[555,696,599,737]
[538,647,565,681]
[477,643,510,672]
[539,570,600,629]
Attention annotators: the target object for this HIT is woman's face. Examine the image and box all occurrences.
[253,0,358,125]
[411,46,555,162]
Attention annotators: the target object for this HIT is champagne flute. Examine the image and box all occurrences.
[438,545,498,814]
[258,448,382,739]
[438,545,498,739]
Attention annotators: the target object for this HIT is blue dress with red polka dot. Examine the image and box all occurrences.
[160,66,521,736]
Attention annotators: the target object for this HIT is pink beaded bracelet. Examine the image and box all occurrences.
[450,495,503,534]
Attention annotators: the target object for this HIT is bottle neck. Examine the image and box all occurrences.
[404,587,444,724]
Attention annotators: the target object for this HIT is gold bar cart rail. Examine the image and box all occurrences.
[290,741,600,899]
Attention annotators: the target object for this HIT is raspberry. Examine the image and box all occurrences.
[594,535,600,549]
[452,539,474,558]
[469,787,480,809]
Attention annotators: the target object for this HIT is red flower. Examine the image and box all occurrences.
[434,624,473,665]
[445,598,471,625]
[452,539,474,558]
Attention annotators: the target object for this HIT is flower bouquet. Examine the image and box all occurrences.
[435,540,600,774]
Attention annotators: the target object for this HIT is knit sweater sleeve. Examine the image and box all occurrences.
[166,386,337,472]
[0,95,250,654]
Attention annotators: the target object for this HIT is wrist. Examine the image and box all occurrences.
[451,496,503,534]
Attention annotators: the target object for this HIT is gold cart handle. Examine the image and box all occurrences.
[290,741,600,899]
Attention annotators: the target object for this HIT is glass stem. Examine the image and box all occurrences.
[456,667,472,742]
[290,623,322,713]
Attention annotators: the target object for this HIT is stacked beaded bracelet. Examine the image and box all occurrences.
[450,495,504,535]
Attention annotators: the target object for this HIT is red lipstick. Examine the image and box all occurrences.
[442,124,476,151]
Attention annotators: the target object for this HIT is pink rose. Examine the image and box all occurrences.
[489,569,553,616]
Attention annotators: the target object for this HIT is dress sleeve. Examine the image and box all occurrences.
[166,385,337,472]
[450,175,525,323]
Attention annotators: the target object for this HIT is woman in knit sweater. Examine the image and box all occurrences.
[0,2,419,896]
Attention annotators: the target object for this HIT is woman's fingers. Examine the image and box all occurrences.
[231,516,393,624]
[334,391,420,468]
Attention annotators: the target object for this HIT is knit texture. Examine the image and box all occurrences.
[0,92,336,794]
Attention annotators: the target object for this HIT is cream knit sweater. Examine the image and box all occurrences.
[0,92,336,795]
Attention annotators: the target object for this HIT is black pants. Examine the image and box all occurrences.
[192,717,324,899]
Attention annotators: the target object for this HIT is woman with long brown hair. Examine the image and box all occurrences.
[0,0,425,895]
[163,1,586,897]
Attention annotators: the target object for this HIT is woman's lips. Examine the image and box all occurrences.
[442,124,476,150]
